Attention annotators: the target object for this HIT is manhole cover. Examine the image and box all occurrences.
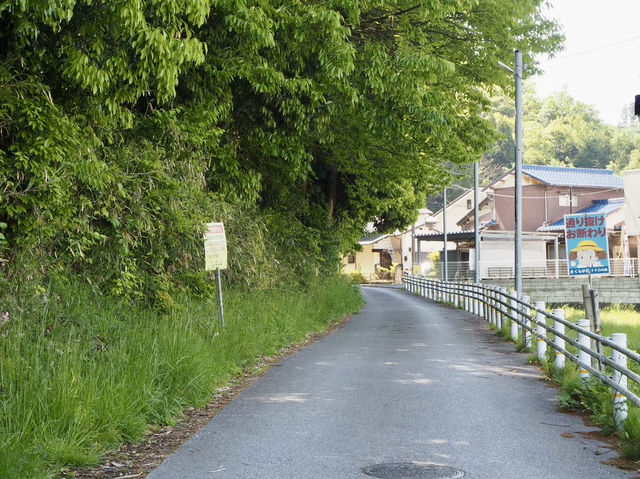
[363,462,464,479]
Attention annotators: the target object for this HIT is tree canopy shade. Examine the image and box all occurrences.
[479,89,640,188]
[0,0,563,300]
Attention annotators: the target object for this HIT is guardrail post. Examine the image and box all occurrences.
[522,295,531,350]
[488,288,494,326]
[464,284,469,311]
[510,294,519,342]
[535,301,546,363]
[612,333,628,428]
[477,284,484,318]
[498,287,507,331]
[554,309,566,371]
[492,288,498,326]
[484,286,489,322]
[452,282,458,308]
[474,284,479,316]
[577,319,591,380]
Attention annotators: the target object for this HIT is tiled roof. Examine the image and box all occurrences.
[538,198,625,232]
[359,232,388,244]
[523,164,623,189]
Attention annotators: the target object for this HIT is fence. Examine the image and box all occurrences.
[427,258,638,281]
[403,273,639,429]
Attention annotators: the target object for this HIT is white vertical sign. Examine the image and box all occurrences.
[204,222,227,271]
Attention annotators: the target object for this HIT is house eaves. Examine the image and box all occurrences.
[359,233,388,245]
[538,198,625,232]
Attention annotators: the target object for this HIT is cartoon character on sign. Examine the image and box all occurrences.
[569,240,607,268]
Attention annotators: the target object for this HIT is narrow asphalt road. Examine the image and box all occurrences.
[147,286,633,478]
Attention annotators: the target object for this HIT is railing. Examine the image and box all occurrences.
[403,273,638,429]
[428,258,638,280]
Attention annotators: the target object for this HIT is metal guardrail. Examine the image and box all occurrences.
[403,273,637,428]
[427,258,638,280]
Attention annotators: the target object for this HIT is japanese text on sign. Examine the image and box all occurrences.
[204,222,227,270]
[564,213,609,277]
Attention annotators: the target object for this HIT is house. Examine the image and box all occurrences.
[491,164,624,232]
[341,232,401,281]
[625,169,640,237]
[415,164,627,279]
[400,208,439,274]
[623,169,640,272]
[341,209,439,280]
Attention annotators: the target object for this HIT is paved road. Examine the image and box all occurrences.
[147,286,633,478]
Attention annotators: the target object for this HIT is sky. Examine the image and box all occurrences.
[533,0,640,126]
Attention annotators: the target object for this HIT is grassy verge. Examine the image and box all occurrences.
[516,305,640,458]
[0,276,364,479]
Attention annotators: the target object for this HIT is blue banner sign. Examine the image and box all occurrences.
[564,213,610,277]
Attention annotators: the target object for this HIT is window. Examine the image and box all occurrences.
[559,195,578,207]
[467,199,472,209]
[347,254,356,264]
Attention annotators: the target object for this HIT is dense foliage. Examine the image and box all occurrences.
[480,89,640,186]
[0,275,363,478]
[0,0,562,301]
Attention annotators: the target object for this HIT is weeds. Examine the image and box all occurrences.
[0,276,363,479]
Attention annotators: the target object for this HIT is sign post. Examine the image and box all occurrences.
[564,213,610,278]
[564,212,609,370]
[204,222,228,327]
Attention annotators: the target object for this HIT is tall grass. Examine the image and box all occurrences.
[528,305,640,456]
[0,277,363,479]
[564,306,640,348]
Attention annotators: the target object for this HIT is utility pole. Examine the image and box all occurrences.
[499,50,523,297]
[514,49,523,298]
[443,188,448,281]
[474,161,480,283]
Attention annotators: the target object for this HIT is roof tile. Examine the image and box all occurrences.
[523,164,623,189]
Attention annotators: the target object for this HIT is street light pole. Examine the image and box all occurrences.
[443,188,448,281]
[514,50,523,298]
[474,161,480,283]
[498,50,523,297]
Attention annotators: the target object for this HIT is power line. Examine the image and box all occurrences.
[487,187,623,199]
[546,35,640,62]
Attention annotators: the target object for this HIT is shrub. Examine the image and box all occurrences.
[346,271,367,284]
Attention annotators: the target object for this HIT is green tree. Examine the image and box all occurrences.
[0,0,564,300]
[484,88,640,177]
